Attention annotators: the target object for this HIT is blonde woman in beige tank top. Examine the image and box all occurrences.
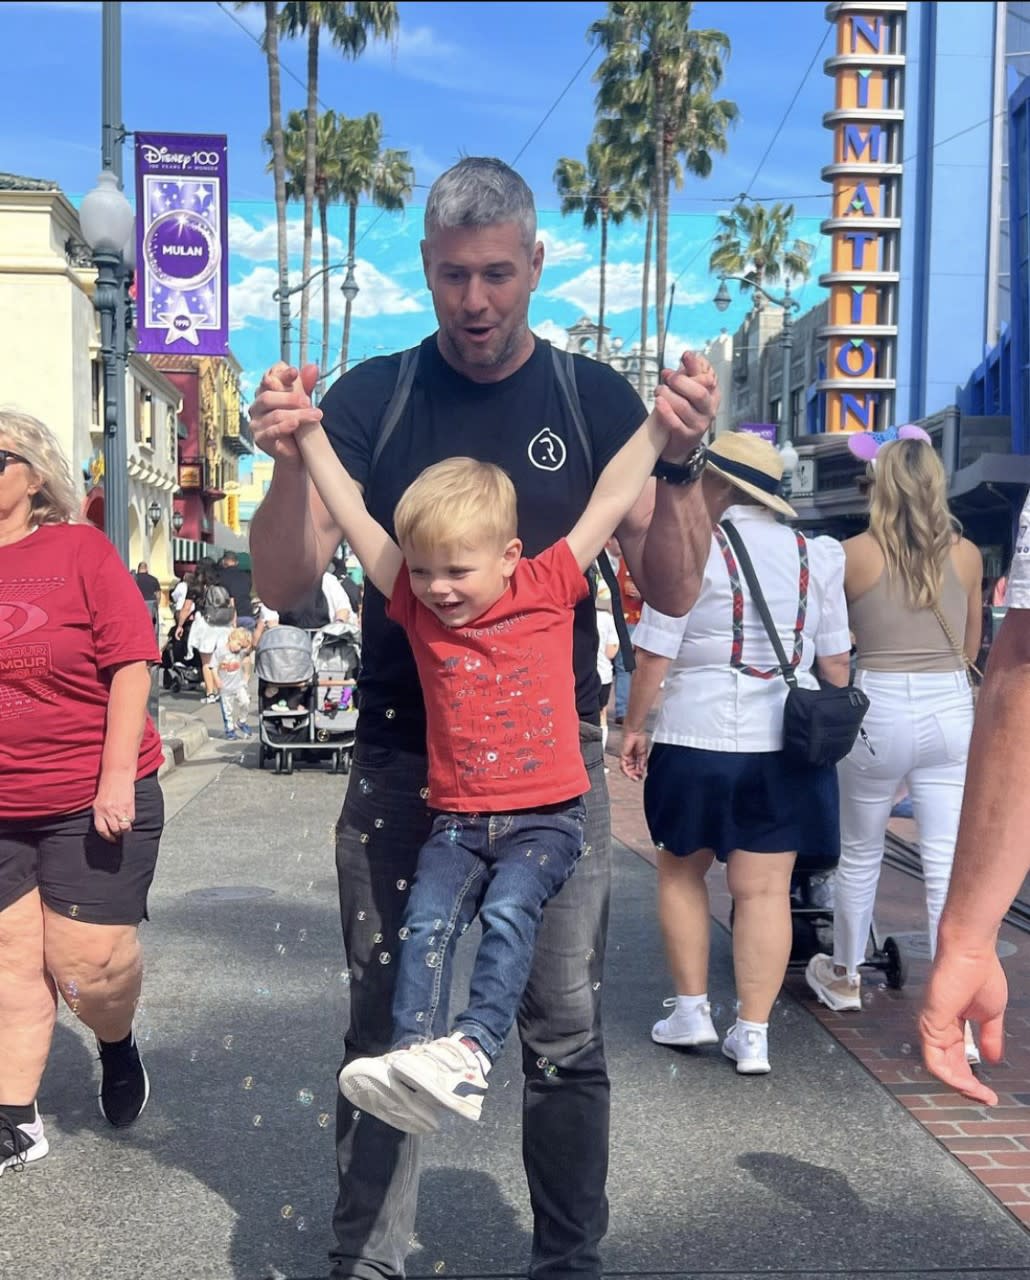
[806,439,983,1061]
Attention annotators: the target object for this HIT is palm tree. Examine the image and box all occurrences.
[554,138,645,359]
[237,1,291,361]
[278,1,399,364]
[592,2,737,368]
[276,109,346,381]
[709,200,814,306]
[332,113,414,375]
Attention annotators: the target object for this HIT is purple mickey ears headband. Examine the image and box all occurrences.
[846,424,932,463]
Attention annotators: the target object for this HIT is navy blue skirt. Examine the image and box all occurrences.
[643,743,840,868]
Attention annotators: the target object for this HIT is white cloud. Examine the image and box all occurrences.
[229,259,426,331]
[544,261,642,315]
[229,213,346,265]
[537,227,589,265]
[361,24,469,90]
[531,319,569,350]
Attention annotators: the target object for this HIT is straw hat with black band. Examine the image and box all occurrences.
[705,432,797,519]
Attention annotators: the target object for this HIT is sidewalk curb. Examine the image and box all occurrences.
[157,711,209,778]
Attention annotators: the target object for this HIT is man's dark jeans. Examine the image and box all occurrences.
[329,723,610,1280]
[393,798,586,1062]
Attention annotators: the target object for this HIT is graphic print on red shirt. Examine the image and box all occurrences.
[387,539,590,811]
[0,522,163,820]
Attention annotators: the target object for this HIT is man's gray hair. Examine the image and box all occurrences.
[424,157,537,249]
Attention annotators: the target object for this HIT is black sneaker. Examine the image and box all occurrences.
[97,1031,150,1127]
[0,1106,49,1175]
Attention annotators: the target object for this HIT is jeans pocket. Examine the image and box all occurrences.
[930,706,972,764]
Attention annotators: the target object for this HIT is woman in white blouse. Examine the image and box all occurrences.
[621,433,852,1075]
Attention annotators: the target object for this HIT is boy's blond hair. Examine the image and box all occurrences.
[228,626,253,650]
[393,457,517,551]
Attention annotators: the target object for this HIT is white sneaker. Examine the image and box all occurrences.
[805,953,862,1012]
[964,1022,981,1065]
[721,1022,771,1075]
[0,1106,49,1176]
[651,998,719,1047]
[392,1033,488,1123]
[338,1048,442,1135]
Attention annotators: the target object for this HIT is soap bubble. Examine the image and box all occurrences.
[396,880,408,892]
[379,952,392,965]
[359,778,373,795]
[296,1088,314,1107]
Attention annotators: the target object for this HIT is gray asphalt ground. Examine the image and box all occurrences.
[3,705,1029,1280]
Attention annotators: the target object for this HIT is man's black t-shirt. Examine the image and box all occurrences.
[132,572,161,603]
[218,566,254,618]
[321,335,647,752]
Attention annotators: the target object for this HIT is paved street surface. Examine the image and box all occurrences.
[4,697,1029,1280]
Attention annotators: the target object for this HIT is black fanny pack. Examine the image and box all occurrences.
[721,521,869,768]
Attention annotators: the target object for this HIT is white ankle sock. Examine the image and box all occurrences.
[736,1017,768,1034]
[674,994,710,1017]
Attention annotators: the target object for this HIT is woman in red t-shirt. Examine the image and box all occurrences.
[0,410,164,1175]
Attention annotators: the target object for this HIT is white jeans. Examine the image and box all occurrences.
[834,669,973,974]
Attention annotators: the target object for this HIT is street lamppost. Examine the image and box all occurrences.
[714,273,800,447]
[272,258,360,399]
[79,169,134,564]
[778,439,800,502]
[148,499,162,529]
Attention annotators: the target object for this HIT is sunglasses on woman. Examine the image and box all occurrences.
[0,449,30,474]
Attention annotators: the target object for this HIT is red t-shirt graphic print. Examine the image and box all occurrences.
[0,523,163,820]
[387,540,590,812]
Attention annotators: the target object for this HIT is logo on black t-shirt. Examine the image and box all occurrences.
[528,427,567,472]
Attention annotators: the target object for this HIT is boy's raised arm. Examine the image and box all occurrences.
[295,422,404,600]
[566,409,673,573]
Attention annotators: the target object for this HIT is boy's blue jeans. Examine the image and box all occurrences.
[392,797,586,1062]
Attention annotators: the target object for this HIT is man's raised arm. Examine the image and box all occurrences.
[248,363,344,610]
[615,352,717,618]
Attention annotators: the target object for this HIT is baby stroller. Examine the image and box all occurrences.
[254,623,360,775]
[160,617,204,693]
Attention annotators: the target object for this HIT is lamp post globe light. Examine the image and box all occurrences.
[712,272,799,447]
[778,440,800,501]
[80,169,134,565]
[147,499,162,528]
[172,509,184,534]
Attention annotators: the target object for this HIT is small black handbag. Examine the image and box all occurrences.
[721,521,869,768]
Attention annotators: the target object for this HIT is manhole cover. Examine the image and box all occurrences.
[184,886,277,903]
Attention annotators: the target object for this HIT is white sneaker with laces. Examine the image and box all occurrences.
[805,953,862,1012]
[651,998,719,1047]
[721,1022,771,1075]
[392,1033,488,1123]
[338,1048,442,1135]
[0,1106,48,1176]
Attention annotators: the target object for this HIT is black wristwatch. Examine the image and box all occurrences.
[652,445,707,486]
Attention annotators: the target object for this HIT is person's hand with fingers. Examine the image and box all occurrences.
[249,361,323,462]
[653,350,721,463]
[919,943,1007,1106]
[93,775,137,844]
[619,729,649,782]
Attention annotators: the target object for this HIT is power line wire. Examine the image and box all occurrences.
[510,46,600,167]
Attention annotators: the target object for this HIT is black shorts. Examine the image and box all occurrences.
[0,773,164,925]
[599,682,612,712]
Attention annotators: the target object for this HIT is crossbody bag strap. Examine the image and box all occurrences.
[721,520,798,689]
[369,346,419,474]
[931,604,983,683]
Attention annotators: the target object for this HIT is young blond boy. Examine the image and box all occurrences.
[294,403,675,1134]
[211,626,254,740]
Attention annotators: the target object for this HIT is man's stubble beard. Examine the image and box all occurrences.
[440,317,531,376]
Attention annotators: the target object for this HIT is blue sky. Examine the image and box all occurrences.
[3,1,836,432]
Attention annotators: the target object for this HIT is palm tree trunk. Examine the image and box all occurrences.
[265,1,290,364]
[299,18,319,367]
[654,88,669,376]
[340,200,357,374]
[639,195,654,396]
[598,209,608,361]
[319,194,330,391]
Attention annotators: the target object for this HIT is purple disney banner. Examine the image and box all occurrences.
[134,132,228,356]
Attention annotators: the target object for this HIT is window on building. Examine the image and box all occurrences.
[770,397,782,428]
[91,361,102,429]
[790,387,804,436]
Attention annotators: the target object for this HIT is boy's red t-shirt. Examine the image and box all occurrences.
[387,539,590,812]
[0,522,163,820]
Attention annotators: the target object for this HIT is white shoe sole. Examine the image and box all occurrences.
[651,1023,720,1047]
[391,1058,484,1124]
[338,1061,440,1135]
[0,1133,49,1175]
[721,1042,771,1075]
[805,969,861,1013]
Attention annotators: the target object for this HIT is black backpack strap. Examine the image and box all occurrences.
[721,520,797,688]
[369,346,419,474]
[552,346,636,673]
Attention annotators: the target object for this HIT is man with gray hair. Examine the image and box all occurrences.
[249,156,719,1280]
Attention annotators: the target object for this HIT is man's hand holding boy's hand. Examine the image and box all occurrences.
[653,351,720,462]
[250,362,323,462]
